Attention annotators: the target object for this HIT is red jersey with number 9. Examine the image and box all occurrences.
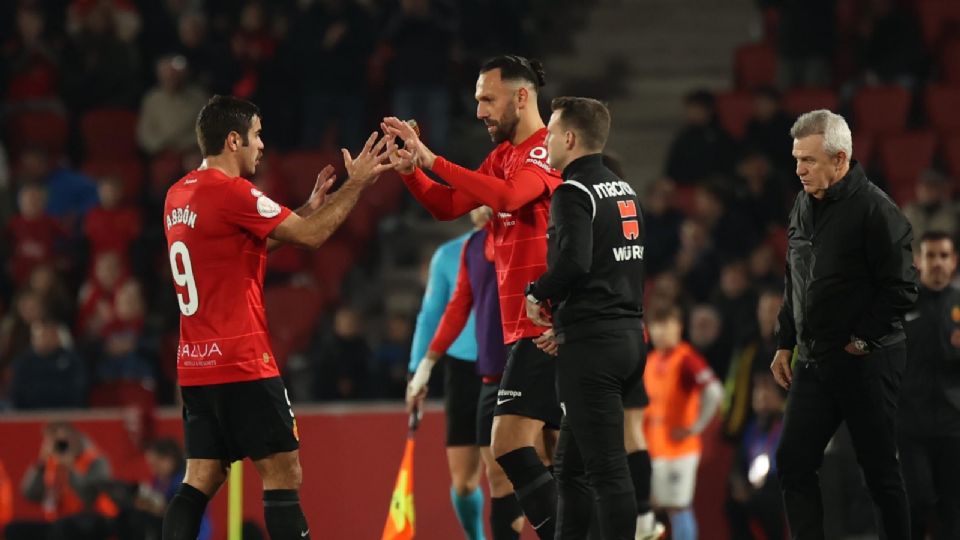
[163,168,292,386]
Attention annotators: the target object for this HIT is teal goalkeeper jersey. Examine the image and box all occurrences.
[409,232,478,371]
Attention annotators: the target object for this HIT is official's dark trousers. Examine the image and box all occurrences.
[898,434,960,540]
[776,343,909,540]
[554,329,642,540]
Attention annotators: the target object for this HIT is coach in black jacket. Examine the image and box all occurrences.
[770,109,918,539]
[524,97,644,540]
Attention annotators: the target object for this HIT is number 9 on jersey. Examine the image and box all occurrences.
[169,240,199,316]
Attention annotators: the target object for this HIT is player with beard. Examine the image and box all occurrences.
[383,55,563,539]
[162,95,394,540]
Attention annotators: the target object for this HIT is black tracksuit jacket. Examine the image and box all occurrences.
[529,153,644,342]
[776,161,919,356]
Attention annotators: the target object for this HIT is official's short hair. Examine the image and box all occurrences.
[195,95,260,158]
[551,96,611,151]
[920,230,956,251]
[480,55,546,88]
[790,109,853,161]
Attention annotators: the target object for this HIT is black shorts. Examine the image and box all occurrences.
[494,338,563,429]
[622,346,649,409]
[444,355,482,446]
[180,376,299,462]
[476,381,499,447]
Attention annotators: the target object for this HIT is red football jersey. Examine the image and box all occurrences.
[470,128,560,343]
[163,167,292,386]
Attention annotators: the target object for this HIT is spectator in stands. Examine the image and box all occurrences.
[694,181,760,258]
[775,0,835,87]
[902,170,959,253]
[711,258,758,351]
[5,422,116,540]
[747,243,781,290]
[0,290,47,379]
[28,264,74,325]
[646,271,689,317]
[687,303,730,377]
[294,0,374,150]
[374,313,413,398]
[115,437,211,540]
[60,0,141,113]
[722,288,784,440]
[16,146,99,228]
[856,0,924,86]
[4,183,64,286]
[96,282,152,385]
[136,55,208,156]
[10,319,87,410]
[313,306,372,400]
[76,251,130,341]
[228,1,277,99]
[664,89,737,185]
[642,179,684,276]
[174,11,231,93]
[734,150,790,235]
[380,0,456,153]
[83,176,142,267]
[742,87,794,178]
[725,372,786,540]
[674,219,720,302]
[1,3,61,108]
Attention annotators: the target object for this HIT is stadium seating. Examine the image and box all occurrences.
[943,135,960,179]
[715,90,754,140]
[6,110,68,157]
[944,38,960,83]
[852,85,912,136]
[917,0,960,50]
[276,148,345,204]
[924,83,960,135]
[879,131,938,205]
[783,88,839,118]
[81,108,139,160]
[853,132,876,168]
[734,43,778,90]
[148,151,184,196]
[311,239,357,304]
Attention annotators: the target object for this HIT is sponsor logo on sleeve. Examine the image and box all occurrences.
[256,195,281,218]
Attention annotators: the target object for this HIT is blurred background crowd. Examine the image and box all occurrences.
[0,0,959,536]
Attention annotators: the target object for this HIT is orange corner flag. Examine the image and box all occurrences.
[381,436,416,540]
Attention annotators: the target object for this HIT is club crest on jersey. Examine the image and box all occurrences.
[166,205,198,230]
[257,197,281,218]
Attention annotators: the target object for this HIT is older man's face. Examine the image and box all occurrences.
[793,134,845,199]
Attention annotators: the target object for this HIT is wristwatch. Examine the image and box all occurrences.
[524,282,541,304]
[851,336,870,354]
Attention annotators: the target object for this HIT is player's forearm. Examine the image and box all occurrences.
[267,200,321,252]
[428,300,472,356]
[296,180,367,249]
[690,380,724,434]
[431,158,542,212]
[400,169,476,220]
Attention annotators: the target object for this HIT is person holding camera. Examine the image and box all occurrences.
[4,422,118,540]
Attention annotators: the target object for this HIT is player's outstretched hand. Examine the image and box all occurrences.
[381,117,437,169]
[306,165,337,211]
[342,131,397,185]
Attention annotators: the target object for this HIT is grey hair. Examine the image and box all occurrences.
[790,109,853,161]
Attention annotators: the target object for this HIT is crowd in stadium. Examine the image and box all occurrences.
[0,0,959,537]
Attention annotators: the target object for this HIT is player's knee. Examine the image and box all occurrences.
[184,461,228,495]
[451,478,479,497]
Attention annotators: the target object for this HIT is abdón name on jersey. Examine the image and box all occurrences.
[166,205,198,230]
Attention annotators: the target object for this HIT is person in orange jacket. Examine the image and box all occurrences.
[643,306,724,540]
[4,421,117,540]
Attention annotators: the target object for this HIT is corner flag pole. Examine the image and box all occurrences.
[228,460,243,540]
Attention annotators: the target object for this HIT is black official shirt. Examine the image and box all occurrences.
[529,153,644,342]
[900,284,960,437]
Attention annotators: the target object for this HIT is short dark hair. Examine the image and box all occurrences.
[684,89,716,110]
[920,230,956,250]
[551,96,611,151]
[480,55,546,88]
[648,304,682,323]
[195,95,260,158]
